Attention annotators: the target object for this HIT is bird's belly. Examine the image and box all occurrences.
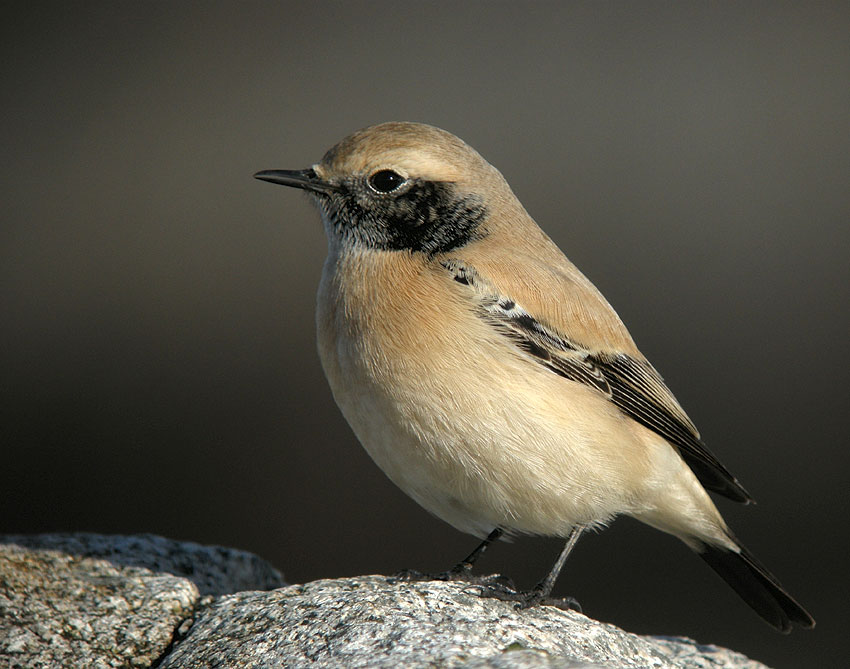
[319,330,648,538]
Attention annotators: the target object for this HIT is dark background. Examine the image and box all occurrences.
[2,2,847,666]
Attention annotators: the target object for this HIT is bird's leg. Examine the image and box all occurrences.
[524,524,584,609]
[473,525,585,612]
[449,527,503,575]
[395,527,515,588]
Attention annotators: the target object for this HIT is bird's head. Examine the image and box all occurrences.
[255,122,520,256]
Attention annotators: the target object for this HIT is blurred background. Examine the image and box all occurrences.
[2,2,847,666]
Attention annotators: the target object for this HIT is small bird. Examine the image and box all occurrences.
[255,122,814,632]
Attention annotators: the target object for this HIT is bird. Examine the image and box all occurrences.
[254,121,814,633]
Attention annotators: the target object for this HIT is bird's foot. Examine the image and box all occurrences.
[471,582,582,612]
[393,568,580,612]
[393,566,517,591]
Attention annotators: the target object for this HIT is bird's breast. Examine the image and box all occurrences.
[314,248,652,536]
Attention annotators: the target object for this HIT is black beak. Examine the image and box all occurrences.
[253,168,337,195]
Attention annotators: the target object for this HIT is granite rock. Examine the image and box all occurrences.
[1,533,284,597]
[159,575,769,669]
[1,535,770,669]
[0,534,284,668]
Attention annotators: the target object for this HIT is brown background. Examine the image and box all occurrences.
[2,3,848,666]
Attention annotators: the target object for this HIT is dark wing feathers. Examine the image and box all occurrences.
[463,270,753,504]
[596,353,753,503]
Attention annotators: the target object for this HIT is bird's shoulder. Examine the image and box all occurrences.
[440,230,640,356]
[434,242,753,504]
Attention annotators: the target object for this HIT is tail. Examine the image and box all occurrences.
[698,539,815,633]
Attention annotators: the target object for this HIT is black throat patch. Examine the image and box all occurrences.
[321,179,487,256]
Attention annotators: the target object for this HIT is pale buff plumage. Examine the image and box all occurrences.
[314,124,720,544]
[255,122,814,632]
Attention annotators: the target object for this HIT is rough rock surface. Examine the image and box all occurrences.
[159,576,768,669]
[2,533,284,597]
[1,535,769,669]
[0,534,284,668]
[1,540,197,668]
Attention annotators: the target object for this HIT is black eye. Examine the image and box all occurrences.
[368,169,406,193]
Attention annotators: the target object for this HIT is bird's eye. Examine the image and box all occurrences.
[368,169,406,193]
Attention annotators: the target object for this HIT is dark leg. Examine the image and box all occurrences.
[395,527,512,587]
[473,525,585,611]
[523,524,584,608]
[449,527,503,575]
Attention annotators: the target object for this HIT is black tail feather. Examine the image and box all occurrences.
[699,542,815,633]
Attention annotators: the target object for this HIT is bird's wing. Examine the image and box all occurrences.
[441,258,753,504]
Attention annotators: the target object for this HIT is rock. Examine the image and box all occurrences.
[0,534,284,668]
[1,533,285,597]
[1,535,769,669]
[0,540,197,668]
[159,576,768,669]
